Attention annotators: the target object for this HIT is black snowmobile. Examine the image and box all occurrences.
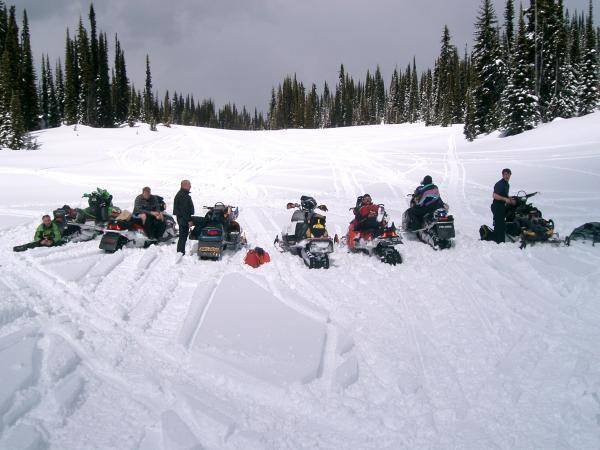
[480,191,558,248]
[189,203,246,260]
[402,195,455,250]
[274,196,334,269]
[99,196,178,253]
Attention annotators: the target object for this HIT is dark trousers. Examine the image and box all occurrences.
[177,218,189,254]
[407,200,444,230]
[492,203,506,243]
[144,214,166,239]
[13,240,64,252]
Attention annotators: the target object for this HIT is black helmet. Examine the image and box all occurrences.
[422,175,433,185]
[300,196,317,211]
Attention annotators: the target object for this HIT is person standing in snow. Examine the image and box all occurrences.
[491,168,515,243]
[173,180,195,255]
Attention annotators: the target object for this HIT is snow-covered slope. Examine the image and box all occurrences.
[1,114,599,449]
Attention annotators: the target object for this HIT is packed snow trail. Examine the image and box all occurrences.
[1,114,600,449]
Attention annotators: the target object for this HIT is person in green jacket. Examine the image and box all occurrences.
[13,215,63,252]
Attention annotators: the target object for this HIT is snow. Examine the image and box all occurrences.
[1,114,600,449]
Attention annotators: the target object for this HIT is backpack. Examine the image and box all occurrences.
[566,222,600,246]
[479,224,494,241]
[244,247,271,268]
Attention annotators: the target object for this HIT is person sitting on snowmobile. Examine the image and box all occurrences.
[353,194,380,232]
[405,176,445,231]
[133,187,163,223]
[133,186,165,239]
[13,215,63,252]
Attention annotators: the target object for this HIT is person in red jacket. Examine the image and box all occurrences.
[353,194,380,231]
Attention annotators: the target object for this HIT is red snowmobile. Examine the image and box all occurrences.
[345,195,403,265]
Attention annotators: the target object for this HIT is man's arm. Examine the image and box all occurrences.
[34,225,43,241]
[52,223,62,242]
[133,195,144,215]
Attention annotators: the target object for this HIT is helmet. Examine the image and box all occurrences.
[300,196,317,211]
[422,175,433,185]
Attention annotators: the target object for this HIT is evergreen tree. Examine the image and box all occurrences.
[55,59,64,121]
[0,48,13,146]
[46,57,60,128]
[20,10,38,130]
[374,65,386,123]
[268,88,276,129]
[408,58,420,122]
[76,18,92,124]
[472,0,505,133]
[501,7,540,136]
[464,88,477,141]
[433,25,458,126]
[3,7,19,93]
[0,1,7,55]
[320,81,332,128]
[96,32,112,127]
[112,35,129,124]
[503,0,515,57]
[87,4,99,126]
[578,0,598,115]
[547,0,578,119]
[304,83,318,128]
[162,90,171,125]
[420,69,434,125]
[8,90,25,148]
[40,55,49,128]
[143,54,153,123]
[386,68,400,123]
[63,30,78,125]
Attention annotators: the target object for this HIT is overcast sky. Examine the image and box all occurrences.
[18,0,599,112]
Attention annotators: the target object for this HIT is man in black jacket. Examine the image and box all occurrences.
[491,168,515,243]
[173,180,194,254]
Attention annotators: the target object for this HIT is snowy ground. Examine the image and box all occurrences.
[1,114,600,449]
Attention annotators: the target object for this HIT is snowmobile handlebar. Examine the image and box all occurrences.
[287,202,328,212]
[513,191,539,199]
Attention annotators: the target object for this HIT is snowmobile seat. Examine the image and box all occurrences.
[294,222,308,239]
[227,221,241,233]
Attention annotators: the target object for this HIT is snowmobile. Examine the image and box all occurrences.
[505,191,558,247]
[402,195,455,250]
[189,203,246,260]
[53,205,107,243]
[99,197,178,253]
[480,191,559,248]
[345,197,402,265]
[12,205,106,252]
[274,196,334,269]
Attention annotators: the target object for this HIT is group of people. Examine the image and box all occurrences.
[18,169,514,254]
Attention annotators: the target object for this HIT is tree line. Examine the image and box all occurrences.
[268,0,599,139]
[0,0,598,149]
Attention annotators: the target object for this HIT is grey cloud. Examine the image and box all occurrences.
[20,0,600,112]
